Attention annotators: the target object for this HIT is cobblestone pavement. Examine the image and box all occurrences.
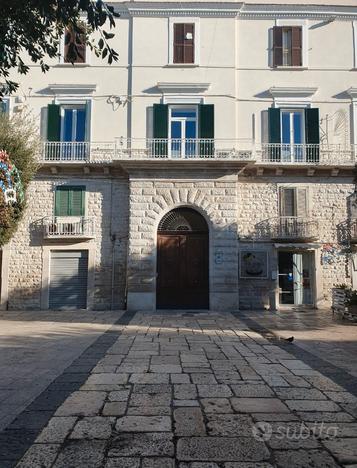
[0,310,121,432]
[239,309,357,379]
[5,311,357,468]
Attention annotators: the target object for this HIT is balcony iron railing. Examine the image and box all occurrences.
[259,143,355,165]
[40,141,357,165]
[43,216,95,238]
[269,216,319,241]
[41,139,255,162]
[350,219,357,243]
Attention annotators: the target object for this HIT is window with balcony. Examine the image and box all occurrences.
[43,186,92,238]
[272,187,318,242]
[267,107,319,162]
[152,103,214,158]
[273,26,302,67]
[46,103,89,159]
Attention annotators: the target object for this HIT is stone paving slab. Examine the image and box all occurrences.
[1,310,356,467]
[0,310,122,432]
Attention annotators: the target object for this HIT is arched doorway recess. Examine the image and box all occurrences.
[156,207,209,309]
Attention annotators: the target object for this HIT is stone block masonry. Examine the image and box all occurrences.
[2,168,356,311]
[5,172,129,310]
[126,171,239,311]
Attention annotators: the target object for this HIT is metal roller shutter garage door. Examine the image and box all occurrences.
[49,250,88,309]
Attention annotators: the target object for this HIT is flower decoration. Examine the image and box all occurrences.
[0,150,24,206]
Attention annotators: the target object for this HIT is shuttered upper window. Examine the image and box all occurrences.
[279,187,308,217]
[273,26,302,67]
[63,26,87,63]
[173,23,195,64]
[55,186,85,216]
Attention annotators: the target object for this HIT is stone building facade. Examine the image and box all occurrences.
[1,0,357,312]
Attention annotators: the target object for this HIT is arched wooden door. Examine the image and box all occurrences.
[157,208,209,309]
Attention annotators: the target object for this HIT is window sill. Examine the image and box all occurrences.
[271,66,308,71]
[165,63,199,68]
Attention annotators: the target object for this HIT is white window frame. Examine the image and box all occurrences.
[58,26,90,66]
[168,17,200,66]
[280,109,306,145]
[168,105,198,158]
[54,98,92,142]
[269,19,308,69]
[59,104,88,142]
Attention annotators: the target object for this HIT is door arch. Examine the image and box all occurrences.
[157,207,209,309]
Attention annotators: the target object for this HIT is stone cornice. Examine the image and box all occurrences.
[48,84,97,95]
[240,4,357,20]
[269,87,318,99]
[110,2,357,20]
[157,82,210,93]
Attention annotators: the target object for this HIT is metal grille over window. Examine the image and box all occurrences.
[158,208,208,232]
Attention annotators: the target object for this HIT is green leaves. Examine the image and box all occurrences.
[0,0,120,97]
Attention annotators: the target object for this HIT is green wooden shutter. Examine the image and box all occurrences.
[199,104,214,157]
[55,186,85,216]
[268,108,281,143]
[153,104,168,157]
[70,187,85,216]
[55,187,70,216]
[268,107,281,161]
[47,104,61,141]
[305,108,319,162]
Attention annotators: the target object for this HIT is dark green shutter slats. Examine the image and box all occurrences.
[268,108,281,143]
[47,104,61,141]
[55,186,85,216]
[305,108,320,162]
[268,107,281,161]
[71,187,85,216]
[0,101,7,114]
[55,187,70,216]
[153,104,168,157]
[199,104,214,157]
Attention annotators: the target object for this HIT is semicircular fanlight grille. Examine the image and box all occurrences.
[158,208,208,232]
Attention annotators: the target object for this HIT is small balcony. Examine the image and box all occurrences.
[269,216,319,242]
[43,217,95,239]
[40,139,255,163]
[258,143,355,166]
[350,220,357,243]
[42,142,116,163]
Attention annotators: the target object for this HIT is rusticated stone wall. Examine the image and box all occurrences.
[126,171,239,311]
[6,173,129,310]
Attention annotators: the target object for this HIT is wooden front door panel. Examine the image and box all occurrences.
[157,233,209,309]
